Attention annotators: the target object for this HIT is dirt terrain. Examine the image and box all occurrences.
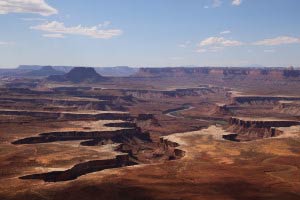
[1,67,300,200]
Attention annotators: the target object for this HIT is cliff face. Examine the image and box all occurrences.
[20,154,133,182]
[159,137,186,160]
[229,117,300,129]
[135,67,300,80]
[12,127,151,145]
[225,117,300,141]
[274,101,300,115]
[122,87,216,99]
[232,96,300,105]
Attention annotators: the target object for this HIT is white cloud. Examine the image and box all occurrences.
[212,0,222,8]
[253,36,300,46]
[43,33,64,38]
[220,30,231,34]
[205,0,242,8]
[0,0,57,16]
[30,21,123,39]
[232,0,242,6]
[178,40,191,48]
[197,36,242,53]
[199,37,243,47]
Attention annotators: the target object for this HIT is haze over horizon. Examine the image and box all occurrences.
[0,0,300,68]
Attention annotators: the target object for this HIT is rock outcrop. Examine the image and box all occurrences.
[135,67,300,80]
[232,96,300,105]
[20,154,135,182]
[48,67,107,83]
[12,127,151,145]
[159,137,186,160]
[121,86,225,99]
[224,117,300,141]
[274,101,300,115]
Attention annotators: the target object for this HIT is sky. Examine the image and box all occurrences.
[0,0,300,68]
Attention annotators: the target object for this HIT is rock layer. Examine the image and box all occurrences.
[225,117,300,141]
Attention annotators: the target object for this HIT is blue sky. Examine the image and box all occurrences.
[0,0,300,68]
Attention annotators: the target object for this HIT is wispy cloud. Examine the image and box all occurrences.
[178,40,191,48]
[0,0,57,16]
[232,0,242,6]
[199,37,242,47]
[30,21,123,39]
[212,0,222,8]
[205,0,243,8]
[253,36,300,46]
[99,21,111,28]
[21,17,47,21]
[43,33,65,38]
[195,35,300,53]
[220,30,231,35]
[197,36,242,53]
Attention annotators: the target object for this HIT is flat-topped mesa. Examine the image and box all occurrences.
[48,67,108,83]
[225,117,300,141]
[12,129,151,145]
[121,86,225,99]
[135,67,300,79]
[0,96,123,111]
[232,95,300,105]
[0,109,133,121]
[229,117,300,128]
[20,154,134,182]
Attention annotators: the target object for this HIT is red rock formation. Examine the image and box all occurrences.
[159,137,185,160]
[225,117,298,141]
[135,67,300,80]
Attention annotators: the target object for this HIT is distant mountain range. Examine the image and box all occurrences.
[24,66,65,77]
[14,65,139,77]
[1,65,298,78]
[0,65,139,77]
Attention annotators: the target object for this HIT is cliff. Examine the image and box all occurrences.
[135,67,300,80]
[48,67,107,83]
[232,96,300,104]
[224,117,300,141]
[274,101,300,115]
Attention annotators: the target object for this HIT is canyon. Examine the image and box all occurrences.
[0,66,300,200]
